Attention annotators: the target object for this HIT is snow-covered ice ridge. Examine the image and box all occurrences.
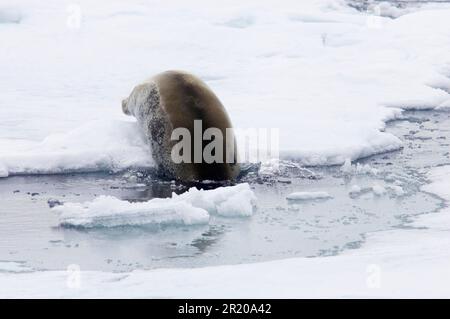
[0,120,153,177]
[0,261,31,273]
[53,183,256,228]
[1,0,450,176]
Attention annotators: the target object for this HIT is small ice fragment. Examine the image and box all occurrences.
[216,190,255,217]
[340,158,352,174]
[259,159,317,179]
[286,191,332,201]
[349,185,362,195]
[356,163,378,175]
[390,185,405,196]
[372,184,386,196]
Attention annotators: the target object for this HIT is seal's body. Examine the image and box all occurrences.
[122,70,239,181]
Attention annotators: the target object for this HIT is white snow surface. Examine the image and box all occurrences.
[2,166,450,298]
[1,0,450,175]
[371,184,386,196]
[0,120,153,175]
[54,183,256,228]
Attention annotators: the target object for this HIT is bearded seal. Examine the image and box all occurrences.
[122,70,240,181]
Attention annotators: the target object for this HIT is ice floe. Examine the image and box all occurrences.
[53,183,257,228]
[286,191,332,201]
[0,120,153,176]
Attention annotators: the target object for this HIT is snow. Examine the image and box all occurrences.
[173,183,257,217]
[348,0,450,19]
[286,191,332,201]
[422,166,450,200]
[2,166,450,298]
[371,184,386,196]
[53,183,256,228]
[1,0,450,176]
[340,158,353,174]
[0,7,21,24]
[341,159,379,176]
[0,162,8,178]
[2,0,450,298]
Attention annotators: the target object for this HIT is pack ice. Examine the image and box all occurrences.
[53,183,257,228]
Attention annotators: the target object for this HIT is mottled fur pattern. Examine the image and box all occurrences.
[122,82,175,178]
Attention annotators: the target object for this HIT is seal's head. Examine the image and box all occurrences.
[122,97,130,115]
[122,82,157,118]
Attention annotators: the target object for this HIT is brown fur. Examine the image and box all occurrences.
[122,70,240,181]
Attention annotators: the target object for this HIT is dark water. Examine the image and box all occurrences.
[0,111,449,272]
